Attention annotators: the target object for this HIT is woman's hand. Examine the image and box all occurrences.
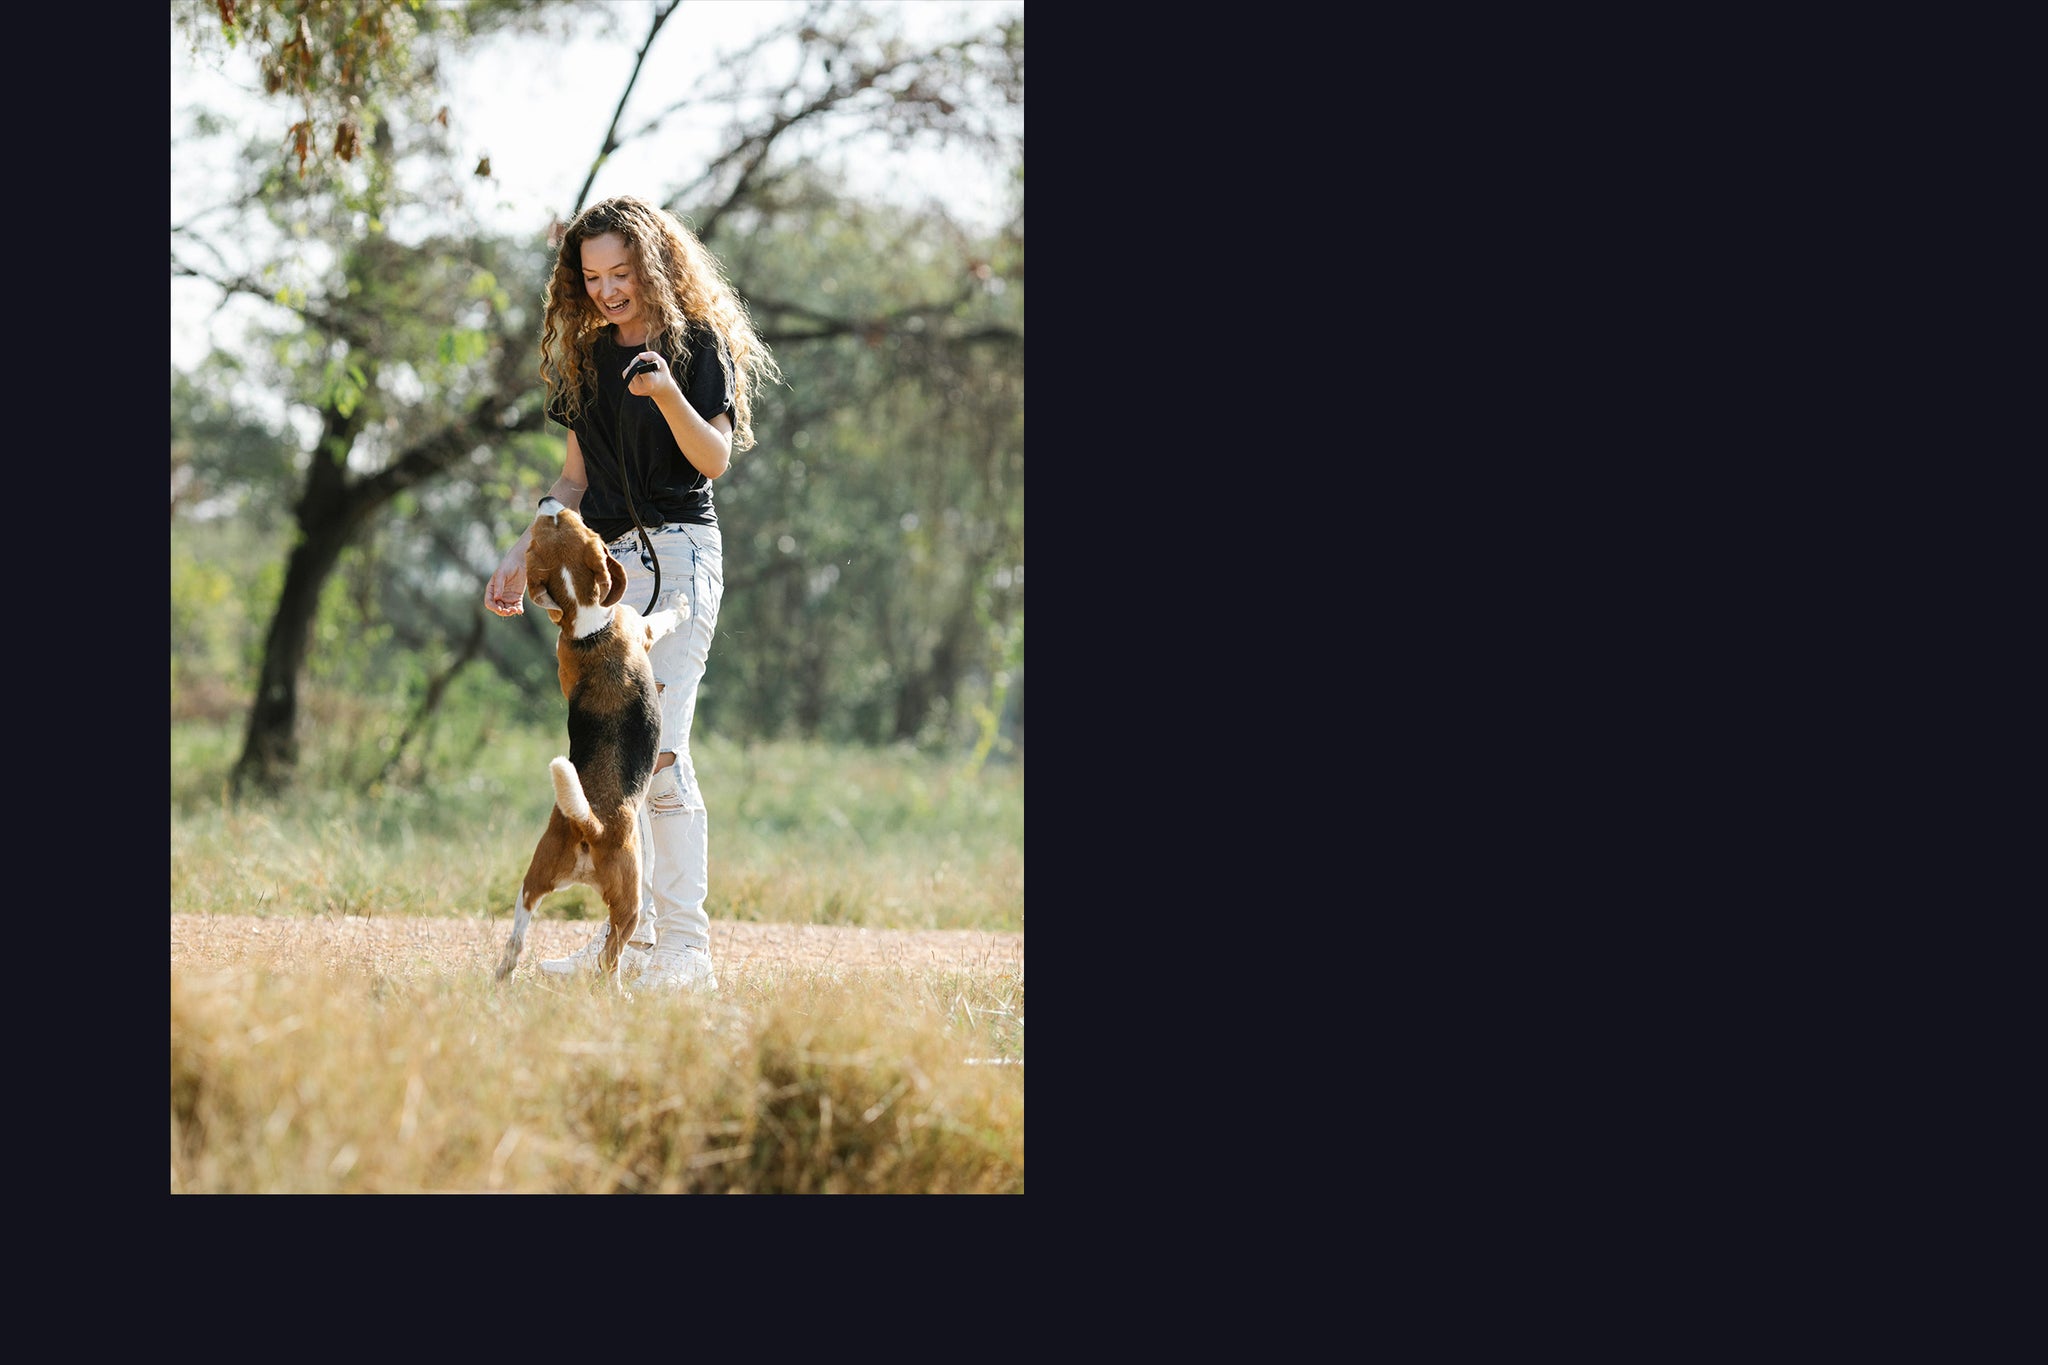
[624,351,679,399]
[486,545,528,617]
[628,352,732,479]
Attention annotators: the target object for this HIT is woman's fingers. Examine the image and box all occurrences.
[486,574,524,615]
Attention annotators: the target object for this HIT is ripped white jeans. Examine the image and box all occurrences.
[607,522,723,953]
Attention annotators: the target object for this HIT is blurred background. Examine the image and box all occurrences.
[170,0,1024,800]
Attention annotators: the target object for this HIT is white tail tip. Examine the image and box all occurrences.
[549,756,592,823]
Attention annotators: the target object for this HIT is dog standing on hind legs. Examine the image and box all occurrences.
[494,498,682,989]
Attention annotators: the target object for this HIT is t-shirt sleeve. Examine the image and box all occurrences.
[684,331,736,425]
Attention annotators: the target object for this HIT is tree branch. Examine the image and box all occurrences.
[569,0,680,218]
[366,606,488,791]
[681,52,926,242]
[618,7,814,143]
[353,397,549,511]
[746,287,1019,348]
[170,257,383,356]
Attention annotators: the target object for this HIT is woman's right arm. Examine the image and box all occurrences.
[485,433,590,617]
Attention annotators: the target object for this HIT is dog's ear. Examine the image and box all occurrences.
[530,582,563,623]
[598,551,627,607]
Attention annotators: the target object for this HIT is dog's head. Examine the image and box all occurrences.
[526,498,625,632]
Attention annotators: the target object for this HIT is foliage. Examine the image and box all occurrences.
[171,364,302,530]
[704,176,1024,746]
[170,176,1023,753]
[172,1,1024,789]
[173,0,611,185]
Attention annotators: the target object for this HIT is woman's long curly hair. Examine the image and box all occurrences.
[538,195,781,451]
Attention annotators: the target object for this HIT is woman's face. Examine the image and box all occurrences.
[581,232,645,335]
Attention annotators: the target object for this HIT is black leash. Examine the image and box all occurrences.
[614,355,663,614]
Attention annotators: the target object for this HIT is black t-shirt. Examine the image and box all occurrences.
[547,323,736,541]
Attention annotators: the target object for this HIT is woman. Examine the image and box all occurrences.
[486,195,780,991]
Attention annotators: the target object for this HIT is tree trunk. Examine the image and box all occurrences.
[891,577,979,743]
[228,365,543,798]
[230,469,360,797]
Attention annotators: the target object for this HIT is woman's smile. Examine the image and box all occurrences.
[581,231,643,335]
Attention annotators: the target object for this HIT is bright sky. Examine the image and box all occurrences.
[171,0,1020,373]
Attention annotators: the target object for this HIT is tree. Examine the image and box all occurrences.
[705,177,1023,745]
[172,1,1023,793]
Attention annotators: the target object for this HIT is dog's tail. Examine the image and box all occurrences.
[549,756,605,838]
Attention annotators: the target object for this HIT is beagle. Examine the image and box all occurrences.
[493,498,683,987]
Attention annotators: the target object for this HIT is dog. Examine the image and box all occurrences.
[494,498,683,988]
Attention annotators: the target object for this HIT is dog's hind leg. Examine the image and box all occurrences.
[494,893,537,981]
[596,849,645,994]
[495,813,579,981]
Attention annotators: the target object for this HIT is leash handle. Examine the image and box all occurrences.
[614,362,662,615]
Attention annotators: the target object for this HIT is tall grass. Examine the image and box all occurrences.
[171,711,1023,1193]
[171,958,1023,1193]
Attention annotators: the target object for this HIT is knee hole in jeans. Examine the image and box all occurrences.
[649,769,686,815]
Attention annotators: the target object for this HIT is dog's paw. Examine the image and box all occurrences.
[643,608,686,644]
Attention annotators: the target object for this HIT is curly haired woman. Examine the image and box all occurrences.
[486,195,781,992]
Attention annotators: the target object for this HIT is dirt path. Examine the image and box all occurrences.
[170,915,1023,980]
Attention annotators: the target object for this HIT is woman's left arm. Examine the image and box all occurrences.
[626,352,733,479]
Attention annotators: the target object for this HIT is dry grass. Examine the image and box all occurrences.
[171,940,1023,1194]
[171,729,1024,1193]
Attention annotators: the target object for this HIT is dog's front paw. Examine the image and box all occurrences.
[643,608,686,645]
[494,944,520,981]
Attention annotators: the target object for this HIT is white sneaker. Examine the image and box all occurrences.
[634,943,718,992]
[538,926,653,979]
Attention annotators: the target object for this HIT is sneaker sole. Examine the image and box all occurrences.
[538,952,652,977]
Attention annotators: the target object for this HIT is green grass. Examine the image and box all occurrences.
[172,720,1023,932]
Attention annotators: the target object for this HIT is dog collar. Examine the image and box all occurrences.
[568,615,617,648]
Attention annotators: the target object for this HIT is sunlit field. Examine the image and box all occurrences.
[171,953,1022,1194]
[173,722,1022,933]
[171,720,1022,1193]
